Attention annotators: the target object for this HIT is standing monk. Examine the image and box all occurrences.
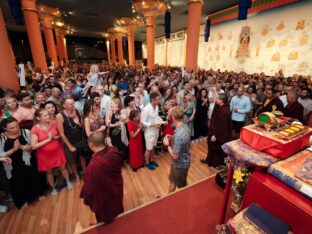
[201,94,232,169]
[80,131,124,224]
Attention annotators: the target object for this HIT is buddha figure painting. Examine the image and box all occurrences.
[296,19,305,30]
[276,20,285,31]
[299,34,308,46]
[267,39,275,48]
[261,25,269,36]
[271,52,280,62]
[236,26,251,64]
[279,39,288,47]
[288,51,299,60]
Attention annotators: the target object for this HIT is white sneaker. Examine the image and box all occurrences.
[67,181,73,191]
[50,188,58,196]
[0,205,9,213]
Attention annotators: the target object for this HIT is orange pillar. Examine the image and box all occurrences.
[111,39,117,65]
[164,38,168,66]
[146,16,155,71]
[61,35,68,63]
[0,8,19,91]
[127,27,135,66]
[185,0,203,72]
[21,0,48,71]
[106,40,111,65]
[55,29,64,64]
[117,33,124,65]
[41,19,59,67]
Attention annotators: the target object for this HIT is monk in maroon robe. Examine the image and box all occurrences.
[284,91,304,122]
[80,132,124,223]
[201,94,232,168]
[257,89,284,115]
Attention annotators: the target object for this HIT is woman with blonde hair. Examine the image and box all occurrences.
[30,109,72,196]
[106,98,127,153]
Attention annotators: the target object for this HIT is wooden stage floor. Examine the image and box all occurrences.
[0,139,217,234]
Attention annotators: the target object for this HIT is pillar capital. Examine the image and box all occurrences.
[188,0,204,5]
[38,4,61,29]
[21,0,38,14]
[21,0,48,71]
[133,0,167,70]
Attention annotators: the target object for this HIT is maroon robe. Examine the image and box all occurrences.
[284,101,304,122]
[80,147,124,223]
[208,104,232,143]
[257,97,284,115]
[206,104,232,167]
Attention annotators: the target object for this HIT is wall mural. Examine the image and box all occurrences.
[143,1,312,76]
[198,0,312,76]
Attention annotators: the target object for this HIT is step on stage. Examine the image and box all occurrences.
[82,175,225,234]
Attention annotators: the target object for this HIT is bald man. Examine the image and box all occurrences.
[284,91,304,122]
[80,132,124,223]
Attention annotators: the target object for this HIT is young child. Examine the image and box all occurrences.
[127,110,144,172]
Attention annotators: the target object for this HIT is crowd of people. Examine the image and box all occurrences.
[0,62,311,218]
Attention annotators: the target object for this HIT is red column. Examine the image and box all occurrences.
[0,7,19,91]
[41,19,59,67]
[106,40,111,65]
[117,33,124,65]
[185,0,203,72]
[146,16,156,71]
[111,39,117,65]
[61,34,68,63]
[21,0,48,71]
[55,28,64,64]
[127,27,135,66]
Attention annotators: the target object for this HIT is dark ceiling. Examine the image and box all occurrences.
[1,0,238,41]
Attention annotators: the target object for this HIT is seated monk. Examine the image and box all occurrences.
[256,89,284,115]
[284,90,304,122]
[80,131,124,224]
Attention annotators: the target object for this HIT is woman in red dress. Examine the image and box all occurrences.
[30,109,72,195]
[127,110,144,172]
[162,99,176,150]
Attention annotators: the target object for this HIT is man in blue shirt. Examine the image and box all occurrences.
[230,87,251,139]
[116,77,129,95]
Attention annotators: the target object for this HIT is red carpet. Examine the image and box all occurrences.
[82,176,234,234]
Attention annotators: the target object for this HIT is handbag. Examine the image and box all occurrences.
[215,169,228,190]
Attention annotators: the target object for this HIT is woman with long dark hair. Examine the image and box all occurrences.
[0,117,47,208]
[194,88,209,138]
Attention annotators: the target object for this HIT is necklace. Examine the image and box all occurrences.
[63,110,79,129]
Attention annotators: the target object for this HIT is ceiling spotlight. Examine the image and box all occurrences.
[132,9,135,13]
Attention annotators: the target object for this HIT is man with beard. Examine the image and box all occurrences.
[56,97,84,184]
[80,131,123,223]
[230,87,251,139]
[13,92,36,130]
[256,89,284,115]
[298,88,312,123]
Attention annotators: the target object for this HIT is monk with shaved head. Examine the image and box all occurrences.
[80,131,124,223]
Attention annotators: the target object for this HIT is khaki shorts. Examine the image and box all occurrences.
[144,134,158,150]
[169,165,189,188]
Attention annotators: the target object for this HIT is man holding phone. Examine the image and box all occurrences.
[141,92,162,170]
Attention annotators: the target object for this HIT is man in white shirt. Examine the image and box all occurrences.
[97,85,111,118]
[141,92,162,170]
[208,82,225,126]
